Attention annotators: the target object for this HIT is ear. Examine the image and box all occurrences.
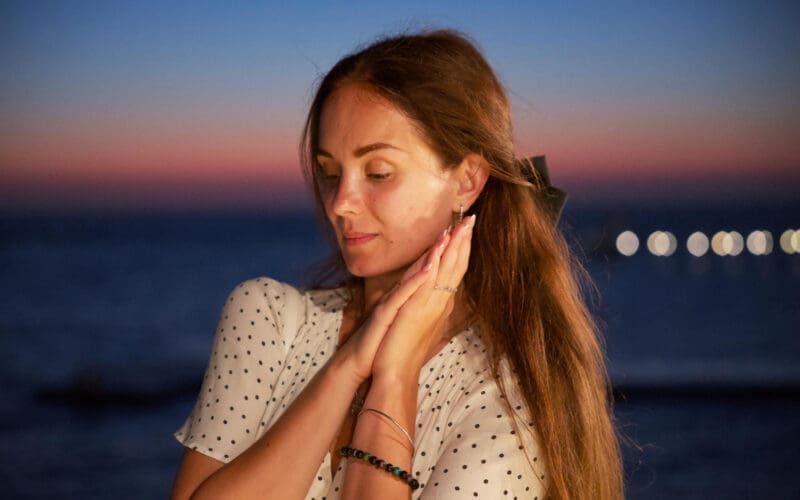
[453,152,490,211]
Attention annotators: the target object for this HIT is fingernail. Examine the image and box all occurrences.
[424,262,433,271]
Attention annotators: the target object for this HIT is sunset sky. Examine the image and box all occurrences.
[1,0,798,212]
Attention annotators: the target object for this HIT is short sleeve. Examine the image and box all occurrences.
[420,372,547,499]
[173,277,295,463]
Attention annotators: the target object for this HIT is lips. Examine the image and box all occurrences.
[342,231,378,246]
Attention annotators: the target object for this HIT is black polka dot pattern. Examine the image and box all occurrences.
[175,278,546,498]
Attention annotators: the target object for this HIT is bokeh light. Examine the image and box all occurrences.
[615,230,639,257]
[711,231,728,256]
[727,231,744,256]
[647,231,664,256]
[711,230,747,256]
[746,230,773,256]
[780,229,795,254]
[687,231,709,257]
[647,230,677,257]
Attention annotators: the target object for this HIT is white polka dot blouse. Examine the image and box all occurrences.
[175,277,548,499]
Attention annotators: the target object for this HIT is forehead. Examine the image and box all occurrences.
[317,85,434,160]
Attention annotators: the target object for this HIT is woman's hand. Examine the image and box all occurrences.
[334,233,447,384]
[371,214,476,383]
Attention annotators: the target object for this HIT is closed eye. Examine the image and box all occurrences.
[316,172,339,191]
[368,172,391,180]
[317,165,340,179]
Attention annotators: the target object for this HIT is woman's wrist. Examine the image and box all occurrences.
[328,345,369,387]
[355,373,418,449]
[370,369,420,399]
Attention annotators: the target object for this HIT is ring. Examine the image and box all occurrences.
[433,284,458,293]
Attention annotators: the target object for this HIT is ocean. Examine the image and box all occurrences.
[1,200,798,499]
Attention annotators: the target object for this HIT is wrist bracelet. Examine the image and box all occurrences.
[357,408,415,454]
[340,446,420,491]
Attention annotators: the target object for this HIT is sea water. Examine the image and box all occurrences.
[1,201,798,499]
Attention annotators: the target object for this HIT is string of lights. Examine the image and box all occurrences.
[614,229,800,257]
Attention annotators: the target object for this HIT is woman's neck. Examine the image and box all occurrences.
[363,272,403,310]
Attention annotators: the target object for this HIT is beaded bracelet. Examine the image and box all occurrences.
[340,446,420,491]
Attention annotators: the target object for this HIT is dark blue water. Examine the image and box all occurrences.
[1,201,798,499]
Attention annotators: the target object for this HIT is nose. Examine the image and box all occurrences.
[330,174,363,217]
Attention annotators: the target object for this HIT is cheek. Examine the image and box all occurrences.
[374,193,420,233]
[358,175,453,247]
[381,197,448,250]
[378,178,441,216]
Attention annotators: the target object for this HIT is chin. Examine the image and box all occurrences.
[344,257,405,279]
[345,263,385,278]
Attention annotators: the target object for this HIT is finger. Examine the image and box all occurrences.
[436,214,474,284]
[376,230,448,322]
[455,214,475,271]
[424,216,473,311]
[398,228,450,285]
[400,229,450,305]
[371,258,435,328]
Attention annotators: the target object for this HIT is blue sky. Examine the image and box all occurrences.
[2,0,798,210]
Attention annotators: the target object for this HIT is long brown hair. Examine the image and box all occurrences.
[299,29,624,500]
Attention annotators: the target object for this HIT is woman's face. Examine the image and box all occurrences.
[316,84,458,280]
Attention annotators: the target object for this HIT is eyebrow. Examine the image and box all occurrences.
[315,142,403,160]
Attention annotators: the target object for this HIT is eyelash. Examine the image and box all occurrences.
[318,170,391,181]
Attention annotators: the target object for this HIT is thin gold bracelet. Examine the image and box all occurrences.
[357,408,415,454]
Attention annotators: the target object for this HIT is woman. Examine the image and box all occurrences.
[171,29,623,499]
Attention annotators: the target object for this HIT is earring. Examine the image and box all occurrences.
[457,203,464,224]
